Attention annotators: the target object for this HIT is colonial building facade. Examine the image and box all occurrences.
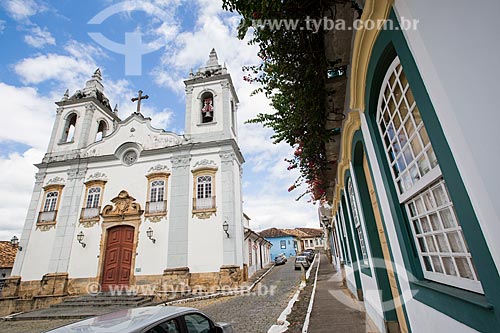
[6,50,247,302]
[321,1,500,333]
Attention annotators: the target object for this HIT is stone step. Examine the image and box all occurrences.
[51,299,152,308]
[9,295,154,321]
[61,295,148,303]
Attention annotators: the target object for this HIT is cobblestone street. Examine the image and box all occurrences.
[182,259,302,332]
[0,259,302,333]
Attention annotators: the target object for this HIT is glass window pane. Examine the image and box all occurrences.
[455,257,474,280]
[432,256,443,273]
[410,136,422,156]
[423,256,432,271]
[447,232,464,252]
[435,234,449,252]
[426,236,437,252]
[442,257,457,276]
[440,209,456,229]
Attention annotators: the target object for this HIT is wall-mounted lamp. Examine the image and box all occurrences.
[77,231,86,248]
[10,235,22,251]
[147,227,156,244]
[223,220,229,238]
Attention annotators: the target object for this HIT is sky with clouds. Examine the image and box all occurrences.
[0,0,320,240]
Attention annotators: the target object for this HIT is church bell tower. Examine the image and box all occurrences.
[184,49,239,143]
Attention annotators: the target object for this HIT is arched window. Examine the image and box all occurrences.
[62,113,77,143]
[347,178,369,265]
[86,187,101,208]
[95,120,108,142]
[196,175,212,209]
[201,92,214,123]
[150,180,165,202]
[43,191,58,212]
[377,57,481,293]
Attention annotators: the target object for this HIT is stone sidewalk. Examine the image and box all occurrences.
[308,253,380,333]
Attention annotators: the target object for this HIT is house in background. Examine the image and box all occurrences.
[242,214,272,280]
[0,241,18,279]
[295,228,324,251]
[259,228,299,260]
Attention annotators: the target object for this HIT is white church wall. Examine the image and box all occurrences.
[18,229,55,281]
[395,0,500,273]
[187,153,224,273]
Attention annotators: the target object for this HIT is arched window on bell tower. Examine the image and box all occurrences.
[201,91,214,123]
[95,120,108,142]
[62,113,77,143]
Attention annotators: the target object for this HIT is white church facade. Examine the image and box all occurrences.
[4,50,248,301]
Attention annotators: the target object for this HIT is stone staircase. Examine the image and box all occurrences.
[9,293,154,320]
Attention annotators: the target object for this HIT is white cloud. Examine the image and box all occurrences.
[0,20,6,34]
[243,195,319,232]
[0,83,54,150]
[24,25,56,48]
[2,0,46,21]
[148,0,319,229]
[0,148,44,240]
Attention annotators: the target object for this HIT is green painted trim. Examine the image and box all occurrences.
[363,9,500,333]
[336,210,350,266]
[343,171,373,278]
[340,193,363,290]
[348,132,398,323]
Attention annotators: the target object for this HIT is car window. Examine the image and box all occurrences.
[145,319,180,333]
[184,313,212,333]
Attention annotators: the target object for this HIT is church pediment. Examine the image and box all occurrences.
[102,190,143,220]
[83,113,186,158]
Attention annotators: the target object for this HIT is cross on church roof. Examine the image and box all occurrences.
[131,90,149,114]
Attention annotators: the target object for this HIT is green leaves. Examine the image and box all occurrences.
[223,0,336,201]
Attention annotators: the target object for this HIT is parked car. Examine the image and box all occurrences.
[46,306,233,333]
[294,255,311,270]
[274,255,286,266]
[302,249,315,262]
[276,253,287,262]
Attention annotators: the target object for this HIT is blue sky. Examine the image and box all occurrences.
[0,0,319,240]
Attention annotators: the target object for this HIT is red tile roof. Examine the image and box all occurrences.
[0,241,18,269]
[258,228,292,238]
[296,228,323,237]
[259,227,323,239]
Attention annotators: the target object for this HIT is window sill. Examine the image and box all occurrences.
[192,208,216,219]
[410,280,498,332]
[196,121,217,127]
[36,221,56,231]
[144,211,167,218]
[411,280,492,310]
[58,140,74,145]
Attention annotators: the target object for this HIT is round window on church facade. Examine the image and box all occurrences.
[123,150,138,166]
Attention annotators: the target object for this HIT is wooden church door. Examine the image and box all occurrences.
[101,225,134,292]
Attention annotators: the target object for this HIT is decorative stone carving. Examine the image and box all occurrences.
[84,148,98,158]
[146,134,182,149]
[148,216,163,223]
[219,152,235,164]
[193,211,214,220]
[46,177,65,186]
[35,172,46,184]
[193,159,216,169]
[147,164,170,174]
[67,168,87,180]
[102,190,143,219]
[171,156,191,169]
[36,222,56,231]
[86,172,107,182]
[80,220,99,228]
